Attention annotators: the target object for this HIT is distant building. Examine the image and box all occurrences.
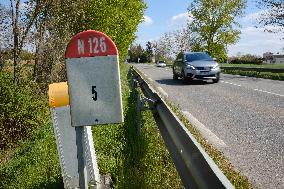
[263,52,284,64]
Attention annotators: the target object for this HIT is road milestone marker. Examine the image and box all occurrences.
[65,30,123,127]
[64,30,123,188]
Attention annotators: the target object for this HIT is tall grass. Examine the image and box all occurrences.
[0,124,63,189]
[92,64,182,188]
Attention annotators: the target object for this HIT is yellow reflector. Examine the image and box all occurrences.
[48,82,69,107]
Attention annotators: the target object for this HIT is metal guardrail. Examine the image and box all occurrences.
[221,66,284,73]
[131,66,235,189]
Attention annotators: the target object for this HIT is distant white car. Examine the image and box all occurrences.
[156,60,166,67]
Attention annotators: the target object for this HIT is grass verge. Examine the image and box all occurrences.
[220,63,284,69]
[0,121,63,189]
[221,69,284,81]
[220,63,284,81]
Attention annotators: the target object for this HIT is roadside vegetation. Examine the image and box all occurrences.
[221,63,284,69]
[0,63,182,188]
[220,63,284,81]
[221,69,284,81]
[1,1,182,188]
[217,54,284,81]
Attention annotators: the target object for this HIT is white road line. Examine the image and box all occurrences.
[232,83,241,87]
[254,89,284,97]
[182,111,227,148]
[221,81,284,97]
[221,81,241,87]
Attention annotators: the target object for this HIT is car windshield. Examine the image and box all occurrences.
[185,53,213,62]
[158,61,165,63]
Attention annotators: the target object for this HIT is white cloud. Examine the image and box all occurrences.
[228,26,284,56]
[142,15,153,26]
[170,12,193,26]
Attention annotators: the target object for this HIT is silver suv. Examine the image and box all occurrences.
[173,52,221,83]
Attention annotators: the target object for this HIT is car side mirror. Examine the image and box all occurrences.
[213,58,217,61]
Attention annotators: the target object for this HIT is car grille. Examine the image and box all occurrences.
[195,74,215,78]
[196,67,212,70]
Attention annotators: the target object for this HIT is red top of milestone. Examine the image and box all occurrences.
[65,30,118,58]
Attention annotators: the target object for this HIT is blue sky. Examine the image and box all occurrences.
[2,0,283,56]
[137,0,284,57]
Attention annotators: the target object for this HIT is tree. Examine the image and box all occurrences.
[152,28,192,61]
[0,4,6,70]
[8,0,47,84]
[31,0,146,83]
[230,54,262,64]
[85,0,146,62]
[152,32,172,61]
[188,0,246,61]
[128,43,145,63]
[0,4,8,49]
[31,0,87,83]
[145,41,153,62]
[1,0,145,84]
[257,0,284,33]
[172,27,192,54]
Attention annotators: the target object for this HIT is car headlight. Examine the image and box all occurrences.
[212,64,220,69]
[186,64,195,70]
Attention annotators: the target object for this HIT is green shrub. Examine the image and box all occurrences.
[221,69,284,81]
[0,122,62,189]
[0,72,48,149]
[230,54,263,64]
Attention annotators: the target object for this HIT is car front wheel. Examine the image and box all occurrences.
[181,70,189,83]
[173,68,178,80]
[173,73,178,80]
[213,73,220,83]
[213,78,219,83]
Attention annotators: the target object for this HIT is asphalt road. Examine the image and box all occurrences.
[133,64,284,189]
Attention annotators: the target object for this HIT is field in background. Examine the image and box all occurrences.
[220,63,284,81]
[220,63,284,69]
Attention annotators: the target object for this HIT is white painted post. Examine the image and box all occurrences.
[51,106,79,188]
